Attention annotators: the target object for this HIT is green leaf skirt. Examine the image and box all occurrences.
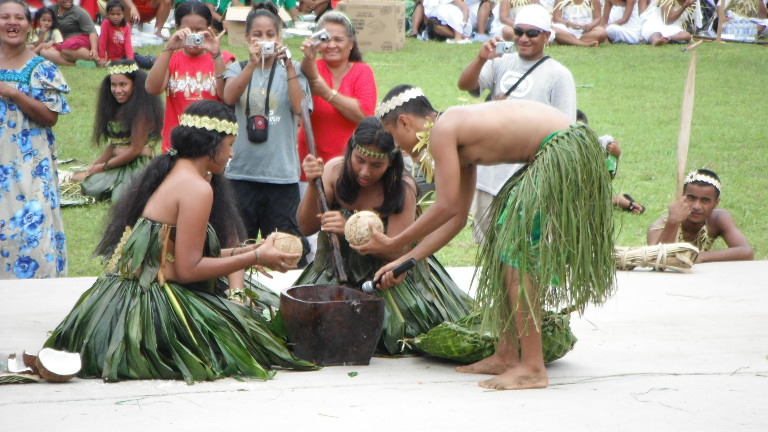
[475,123,616,336]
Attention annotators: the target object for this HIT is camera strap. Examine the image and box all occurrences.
[244,60,278,117]
[503,56,550,97]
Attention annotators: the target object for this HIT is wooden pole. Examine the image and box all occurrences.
[300,100,348,284]
[676,45,700,195]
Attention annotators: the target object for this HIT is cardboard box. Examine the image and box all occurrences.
[338,1,405,52]
[225,6,295,47]
[224,6,251,47]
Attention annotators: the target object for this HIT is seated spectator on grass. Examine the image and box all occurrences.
[423,0,473,43]
[647,169,754,263]
[40,0,99,66]
[298,0,332,19]
[640,0,695,46]
[68,60,163,202]
[601,0,643,44]
[98,0,135,67]
[552,0,608,46]
[117,0,173,40]
[490,0,541,39]
[28,7,63,55]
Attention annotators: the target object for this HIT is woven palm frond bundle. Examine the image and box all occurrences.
[614,243,699,273]
[403,309,577,364]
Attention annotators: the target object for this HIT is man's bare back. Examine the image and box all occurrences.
[434,100,573,167]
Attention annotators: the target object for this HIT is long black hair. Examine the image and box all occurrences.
[379,84,437,126]
[96,101,245,256]
[174,0,212,28]
[92,59,163,146]
[336,117,408,217]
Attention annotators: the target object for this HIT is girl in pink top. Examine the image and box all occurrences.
[145,0,228,153]
[298,11,378,182]
[98,0,135,66]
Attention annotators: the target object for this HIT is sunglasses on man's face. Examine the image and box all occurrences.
[513,26,544,38]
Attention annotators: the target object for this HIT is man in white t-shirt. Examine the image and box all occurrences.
[457,3,577,242]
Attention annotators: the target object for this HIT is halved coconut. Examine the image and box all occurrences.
[344,211,384,246]
[35,348,81,383]
[272,232,303,266]
[22,350,39,375]
[6,353,32,374]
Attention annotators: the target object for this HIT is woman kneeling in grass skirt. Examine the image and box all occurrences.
[295,117,473,355]
[47,100,316,382]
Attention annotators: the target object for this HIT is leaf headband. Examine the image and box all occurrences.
[108,63,139,75]
[354,144,393,159]
[376,87,425,118]
[179,114,239,136]
[684,171,721,193]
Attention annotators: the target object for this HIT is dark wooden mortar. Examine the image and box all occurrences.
[280,285,385,366]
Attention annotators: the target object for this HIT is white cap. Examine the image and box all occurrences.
[515,4,552,32]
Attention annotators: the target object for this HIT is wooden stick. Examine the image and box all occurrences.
[300,100,348,284]
[676,49,698,196]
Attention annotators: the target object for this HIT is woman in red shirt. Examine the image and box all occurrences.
[298,11,378,187]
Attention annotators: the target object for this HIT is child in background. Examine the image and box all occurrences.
[28,7,63,54]
[99,0,135,66]
[146,0,229,153]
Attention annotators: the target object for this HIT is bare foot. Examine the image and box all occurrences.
[653,37,670,46]
[456,353,517,375]
[479,364,548,390]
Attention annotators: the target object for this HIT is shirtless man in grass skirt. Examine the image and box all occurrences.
[354,85,616,390]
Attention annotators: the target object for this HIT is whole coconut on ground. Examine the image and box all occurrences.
[272,232,303,266]
[344,211,384,246]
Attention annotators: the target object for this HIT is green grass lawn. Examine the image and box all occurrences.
[57,38,768,276]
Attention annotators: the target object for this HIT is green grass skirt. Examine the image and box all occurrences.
[294,221,473,355]
[81,155,151,202]
[45,218,316,383]
[474,124,616,336]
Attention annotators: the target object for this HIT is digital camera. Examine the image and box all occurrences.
[186,33,204,47]
[259,41,275,55]
[309,29,331,46]
[496,41,515,55]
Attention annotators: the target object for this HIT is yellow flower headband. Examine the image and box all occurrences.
[376,87,425,118]
[108,63,139,75]
[179,114,239,136]
[355,144,390,159]
[684,171,721,193]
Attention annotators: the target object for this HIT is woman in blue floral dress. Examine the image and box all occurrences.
[0,0,70,279]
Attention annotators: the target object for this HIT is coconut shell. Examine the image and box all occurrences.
[344,211,384,246]
[35,348,81,383]
[272,232,303,266]
[22,351,39,375]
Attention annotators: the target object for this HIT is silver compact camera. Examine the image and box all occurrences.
[495,41,515,55]
[259,41,275,55]
[309,29,331,46]
[186,33,204,47]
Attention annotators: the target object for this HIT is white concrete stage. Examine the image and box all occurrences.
[1,261,766,431]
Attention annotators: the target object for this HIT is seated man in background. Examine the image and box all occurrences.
[647,169,754,263]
